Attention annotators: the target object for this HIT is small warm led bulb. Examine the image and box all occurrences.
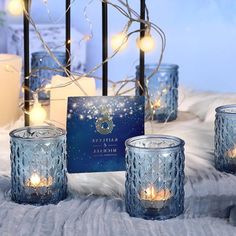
[110,33,128,51]
[83,35,92,41]
[7,0,24,16]
[137,34,155,52]
[30,101,47,125]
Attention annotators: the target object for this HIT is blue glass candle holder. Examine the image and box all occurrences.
[215,105,236,174]
[136,64,179,122]
[10,126,67,205]
[125,135,185,220]
[31,51,66,99]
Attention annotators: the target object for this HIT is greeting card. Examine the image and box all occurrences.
[67,96,145,173]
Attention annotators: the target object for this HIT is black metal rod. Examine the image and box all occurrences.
[139,0,145,96]
[66,0,71,72]
[24,0,30,126]
[102,1,108,96]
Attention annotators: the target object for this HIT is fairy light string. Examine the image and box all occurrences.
[8,0,167,124]
[22,1,164,88]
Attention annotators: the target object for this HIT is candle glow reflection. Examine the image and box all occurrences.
[227,145,236,159]
[26,173,53,188]
[140,185,172,201]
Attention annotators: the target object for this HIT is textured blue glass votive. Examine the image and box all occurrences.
[31,51,66,99]
[215,105,236,174]
[125,135,185,220]
[10,126,67,205]
[136,64,179,122]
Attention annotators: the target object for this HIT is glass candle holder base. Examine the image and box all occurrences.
[134,198,183,220]
[215,161,236,174]
[11,185,67,205]
[153,111,177,123]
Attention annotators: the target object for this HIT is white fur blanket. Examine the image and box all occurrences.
[0,88,236,235]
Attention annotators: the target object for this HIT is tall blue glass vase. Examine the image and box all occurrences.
[136,64,179,122]
[125,135,185,220]
[215,105,236,174]
[10,126,67,205]
[31,51,66,99]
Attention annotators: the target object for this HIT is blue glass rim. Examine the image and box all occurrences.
[31,51,66,58]
[125,135,185,151]
[215,104,236,115]
[9,126,66,141]
[136,63,179,72]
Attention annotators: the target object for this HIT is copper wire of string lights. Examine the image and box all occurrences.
[15,0,166,124]
[22,1,165,89]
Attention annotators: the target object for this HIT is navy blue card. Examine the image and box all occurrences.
[66,96,145,173]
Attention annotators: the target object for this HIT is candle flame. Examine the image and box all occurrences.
[140,185,171,201]
[227,145,236,159]
[29,173,41,187]
[26,173,53,187]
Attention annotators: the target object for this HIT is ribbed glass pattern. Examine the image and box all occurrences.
[215,105,236,174]
[31,51,66,99]
[10,126,67,205]
[136,64,179,122]
[125,135,185,220]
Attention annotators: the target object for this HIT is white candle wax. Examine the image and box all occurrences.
[50,75,96,127]
[0,54,22,126]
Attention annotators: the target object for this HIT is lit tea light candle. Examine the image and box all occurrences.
[26,173,53,188]
[10,126,67,205]
[140,185,172,201]
[125,135,185,219]
[227,145,236,159]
